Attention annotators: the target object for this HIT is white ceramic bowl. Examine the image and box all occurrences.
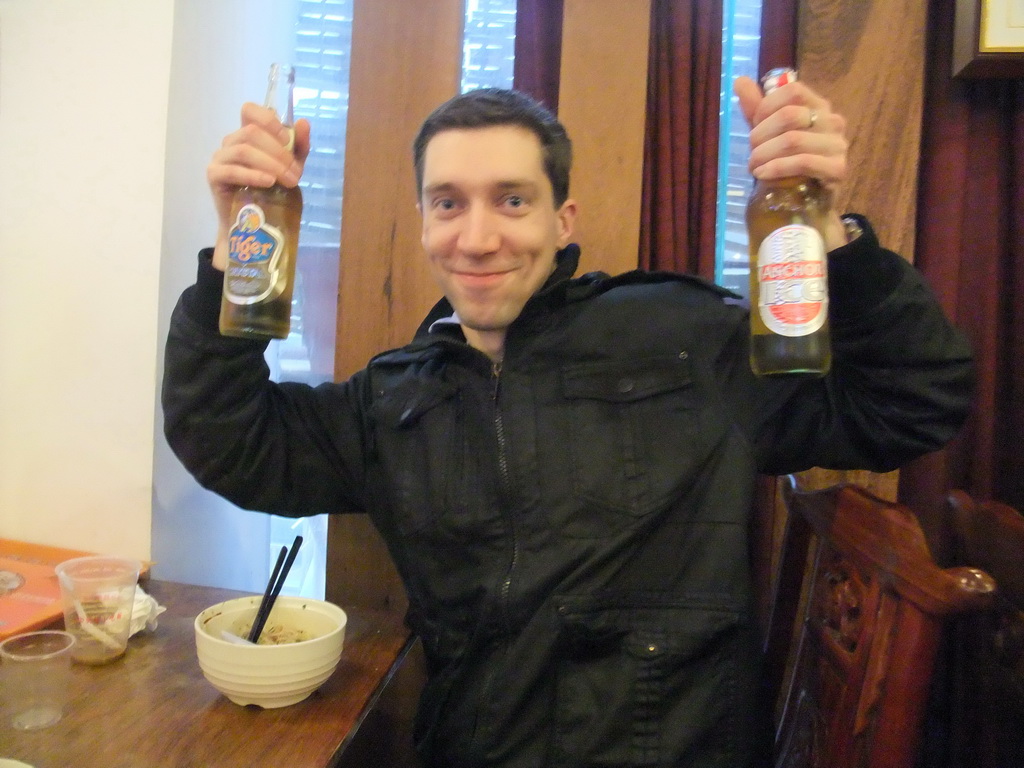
[194,595,347,708]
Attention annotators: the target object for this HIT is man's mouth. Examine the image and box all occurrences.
[453,269,512,288]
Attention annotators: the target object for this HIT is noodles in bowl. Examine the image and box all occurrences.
[231,620,313,645]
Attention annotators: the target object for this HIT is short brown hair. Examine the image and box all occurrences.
[413,88,572,207]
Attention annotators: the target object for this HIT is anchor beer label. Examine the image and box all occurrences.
[756,224,828,337]
[225,203,285,305]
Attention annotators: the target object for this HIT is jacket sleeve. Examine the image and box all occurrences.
[733,216,974,475]
[161,250,370,517]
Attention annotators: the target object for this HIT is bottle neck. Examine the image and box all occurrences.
[264,63,296,129]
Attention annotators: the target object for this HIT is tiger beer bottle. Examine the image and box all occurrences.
[746,68,831,376]
[219,63,304,340]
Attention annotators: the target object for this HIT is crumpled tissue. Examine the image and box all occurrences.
[130,585,167,637]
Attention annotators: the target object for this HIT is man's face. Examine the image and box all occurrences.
[419,126,576,357]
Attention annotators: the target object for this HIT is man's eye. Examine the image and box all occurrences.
[504,195,525,208]
[433,198,457,211]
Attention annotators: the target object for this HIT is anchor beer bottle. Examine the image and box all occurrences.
[219,63,303,340]
[746,68,831,376]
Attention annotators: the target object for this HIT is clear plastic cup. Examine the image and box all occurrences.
[0,630,76,729]
[55,556,141,665]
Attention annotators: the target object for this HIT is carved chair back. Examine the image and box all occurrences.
[764,476,995,768]
[948,490,1024,768]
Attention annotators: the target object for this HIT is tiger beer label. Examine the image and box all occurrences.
[225,203,285,305]
[756,224,828,337]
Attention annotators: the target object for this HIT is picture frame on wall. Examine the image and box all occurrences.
[953,0,1024,77]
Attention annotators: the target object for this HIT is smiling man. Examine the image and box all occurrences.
[164,87,973,767]
[412,94,578,365]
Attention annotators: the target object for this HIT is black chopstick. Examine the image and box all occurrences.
[248,535,304,643]
[248,545,286,642]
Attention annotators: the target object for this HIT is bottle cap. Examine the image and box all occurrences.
[761,67,798,94]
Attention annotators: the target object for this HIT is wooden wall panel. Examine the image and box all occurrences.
[328,0,463,614]
[335,1,463,381]
[798,0,927,262]
[792,0,928,503]
[557,0,652,277]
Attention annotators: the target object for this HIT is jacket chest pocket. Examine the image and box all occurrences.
[372,379,492,538]
[560,354,712,524]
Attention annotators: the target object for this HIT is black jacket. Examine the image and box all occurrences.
[163,218,973,767]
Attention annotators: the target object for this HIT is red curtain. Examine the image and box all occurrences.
[898,0,1024,535]
[513,0,564,112]
[638,0,723,276]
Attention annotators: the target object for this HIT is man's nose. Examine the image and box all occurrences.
[458,205,501,256]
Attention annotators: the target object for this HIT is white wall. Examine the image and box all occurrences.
[0,0,302,587]
[0,0,174,559]
[151,0,298,590]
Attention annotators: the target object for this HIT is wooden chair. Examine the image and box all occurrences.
[764,476,995,768]
[948,490,1024,768]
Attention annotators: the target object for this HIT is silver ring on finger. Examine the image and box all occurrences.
[807,109,818,130]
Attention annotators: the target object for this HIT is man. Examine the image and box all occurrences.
[163,81,972,767]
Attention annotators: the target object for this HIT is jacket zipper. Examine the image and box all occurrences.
[492,360,518,634]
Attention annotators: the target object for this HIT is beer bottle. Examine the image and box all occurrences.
[746,68,831,376]
[220,63,303,340]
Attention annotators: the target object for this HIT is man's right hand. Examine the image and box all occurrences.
[207,103,311,270]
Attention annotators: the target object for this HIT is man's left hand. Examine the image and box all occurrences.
[734,75,850,250]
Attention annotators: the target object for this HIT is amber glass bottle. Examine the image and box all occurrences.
[746,68,831,376]
[220,64,304,340]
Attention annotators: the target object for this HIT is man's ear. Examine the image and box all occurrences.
[417,201,428,248]
[556,199,577,248]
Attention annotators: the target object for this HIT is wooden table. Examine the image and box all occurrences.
[0,580,413,768]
